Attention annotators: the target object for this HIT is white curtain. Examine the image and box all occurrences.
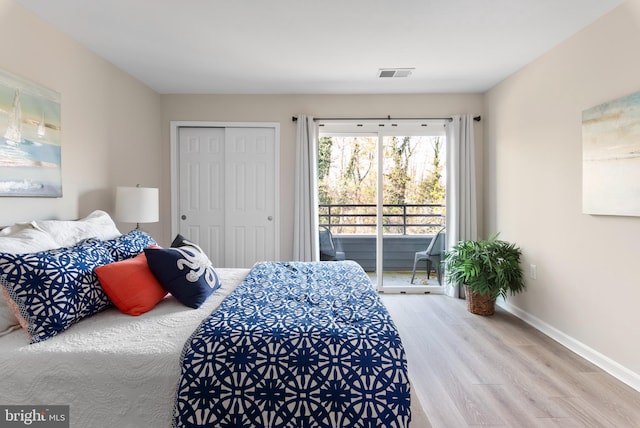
[293,115,319,261]
[445,114,478,297]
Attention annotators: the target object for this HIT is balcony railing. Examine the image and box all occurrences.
[319,203,445,235]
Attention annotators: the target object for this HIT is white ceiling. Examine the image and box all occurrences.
[17,0,623,95]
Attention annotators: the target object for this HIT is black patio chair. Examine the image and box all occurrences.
[410,227,446,285]
[319,227,345,261]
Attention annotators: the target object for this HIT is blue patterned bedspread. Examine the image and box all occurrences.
[173,261,411,428]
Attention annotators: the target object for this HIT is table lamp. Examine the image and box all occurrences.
[115,185,159,230]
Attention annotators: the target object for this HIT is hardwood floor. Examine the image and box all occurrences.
[380,294,640,428]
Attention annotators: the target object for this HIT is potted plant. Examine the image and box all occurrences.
[444,236,525,316]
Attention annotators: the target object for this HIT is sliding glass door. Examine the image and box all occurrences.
[318,120,446,293]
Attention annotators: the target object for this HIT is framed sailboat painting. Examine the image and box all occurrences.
[0,69,62,197]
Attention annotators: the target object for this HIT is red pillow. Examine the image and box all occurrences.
[95,251,167,316]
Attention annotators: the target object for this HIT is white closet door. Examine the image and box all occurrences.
[178,127,225,265]
[177,126,277,268]
[224,127,276,268]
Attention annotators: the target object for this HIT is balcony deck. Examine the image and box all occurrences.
[366,270,442,287]
[332,234,439,272]
[320,202,445,286]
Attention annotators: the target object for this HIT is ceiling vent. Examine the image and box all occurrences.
[378,68,414,78]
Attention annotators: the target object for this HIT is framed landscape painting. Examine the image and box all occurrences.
[0,69,61,197]
[582,91,640,216]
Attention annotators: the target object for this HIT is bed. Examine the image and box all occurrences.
[0,211,426,427]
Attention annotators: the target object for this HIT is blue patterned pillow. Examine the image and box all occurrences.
[0,239,114,343]
[144,241,220,309]
[103,229,157,261]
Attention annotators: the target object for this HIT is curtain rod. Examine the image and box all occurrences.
[291,115,481,122]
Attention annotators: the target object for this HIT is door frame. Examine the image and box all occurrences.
[169,121,281,261]
[318,120,446,294]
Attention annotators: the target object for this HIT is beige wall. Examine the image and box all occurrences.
[0,0,162,238]
[160,94,484,258]
[484,0,640,383]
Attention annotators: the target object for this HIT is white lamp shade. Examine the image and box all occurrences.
[115,186,159,224]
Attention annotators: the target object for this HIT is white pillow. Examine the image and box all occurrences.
[0,222,34,236]
[0,227,60,253]
[0,226,62,337]
[34,210,122,247]
[0,305,20,336]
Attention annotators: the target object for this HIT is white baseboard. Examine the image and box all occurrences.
[496,299,640,393]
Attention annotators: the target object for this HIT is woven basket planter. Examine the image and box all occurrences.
[465,287,496,316]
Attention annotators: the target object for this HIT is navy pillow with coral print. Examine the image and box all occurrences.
[0,239,114,343]
[144,241,220,309]
[103,229,157,261]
